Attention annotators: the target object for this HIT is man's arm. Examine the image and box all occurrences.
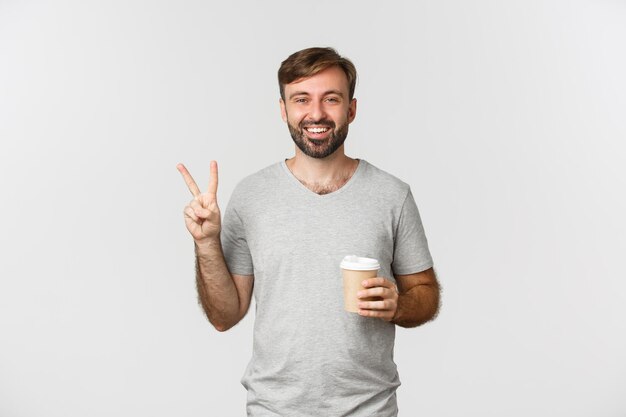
[177,161,254,332]
[392,267,440,328]
[357,267,440,326]
[195,239,254,332]
[358,188,439,324]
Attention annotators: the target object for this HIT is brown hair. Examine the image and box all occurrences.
[278,47,358,101]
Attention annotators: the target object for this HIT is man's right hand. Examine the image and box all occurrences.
[177,161,221,244]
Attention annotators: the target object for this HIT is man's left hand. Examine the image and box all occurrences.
[357,277,399,322]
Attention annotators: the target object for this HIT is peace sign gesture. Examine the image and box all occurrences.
[177,161,221,243]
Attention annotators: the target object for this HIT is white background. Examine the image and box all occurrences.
[1,1,625,416]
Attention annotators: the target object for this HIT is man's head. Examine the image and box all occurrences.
[278,47,358,159]
[278,47,357,102]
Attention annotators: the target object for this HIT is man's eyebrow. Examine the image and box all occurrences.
[288,91,310,99]
[323,90,345,97]
[288,90,345,99]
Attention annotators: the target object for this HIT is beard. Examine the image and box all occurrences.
[287,116,349,159]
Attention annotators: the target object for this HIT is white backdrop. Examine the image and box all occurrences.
[1,1,625,416]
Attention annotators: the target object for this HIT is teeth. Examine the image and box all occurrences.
[307,127,329,133]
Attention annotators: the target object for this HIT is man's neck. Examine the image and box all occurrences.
[285,148,359,195]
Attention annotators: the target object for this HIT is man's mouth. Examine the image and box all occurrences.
[304,126,330,133]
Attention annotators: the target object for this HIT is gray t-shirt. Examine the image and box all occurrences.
[221,159,433,417]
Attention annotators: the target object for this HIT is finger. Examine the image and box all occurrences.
[190,200,211,218]
[190,198,204,211]
[207,160,218,196]
[184,206,201,223]
[358,309,393,320]
[358,300,391,310]
[362,277,393,288]
[357,287,387,299]
[177,163,201,197]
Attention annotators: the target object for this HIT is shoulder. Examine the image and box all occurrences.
[228,161,282,205]
[236,162,281,189]
[360,160,411,200]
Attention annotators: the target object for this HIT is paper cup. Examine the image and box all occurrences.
[340,255,380,313]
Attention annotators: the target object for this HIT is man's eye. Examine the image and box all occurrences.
[326,97,339,103]
[294,98,307,103]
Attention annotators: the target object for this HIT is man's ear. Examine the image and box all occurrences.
[280,98,287,123]
[348,98,357,123]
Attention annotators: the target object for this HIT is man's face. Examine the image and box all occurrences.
[280,66,357,159]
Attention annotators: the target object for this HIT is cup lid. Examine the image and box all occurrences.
[340,255,380,271]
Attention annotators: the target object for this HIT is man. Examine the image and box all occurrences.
[177,47,440,417]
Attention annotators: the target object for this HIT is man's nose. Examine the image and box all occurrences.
[309,100,326,121]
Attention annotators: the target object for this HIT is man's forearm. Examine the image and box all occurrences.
[392,282,440,328]
[194,237,240,331]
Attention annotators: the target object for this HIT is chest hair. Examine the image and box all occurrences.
[297,177,351,195]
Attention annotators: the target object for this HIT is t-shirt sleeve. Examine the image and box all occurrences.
[391,187,434,275]
[220,197,254,276]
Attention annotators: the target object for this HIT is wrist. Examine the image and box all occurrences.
[194,236,221,255]
[392,288,405,324]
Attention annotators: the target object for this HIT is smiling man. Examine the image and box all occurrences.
[177,47,440,417]
[282,64,354,160]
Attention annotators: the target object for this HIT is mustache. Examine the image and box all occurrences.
[300,119,335,129]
